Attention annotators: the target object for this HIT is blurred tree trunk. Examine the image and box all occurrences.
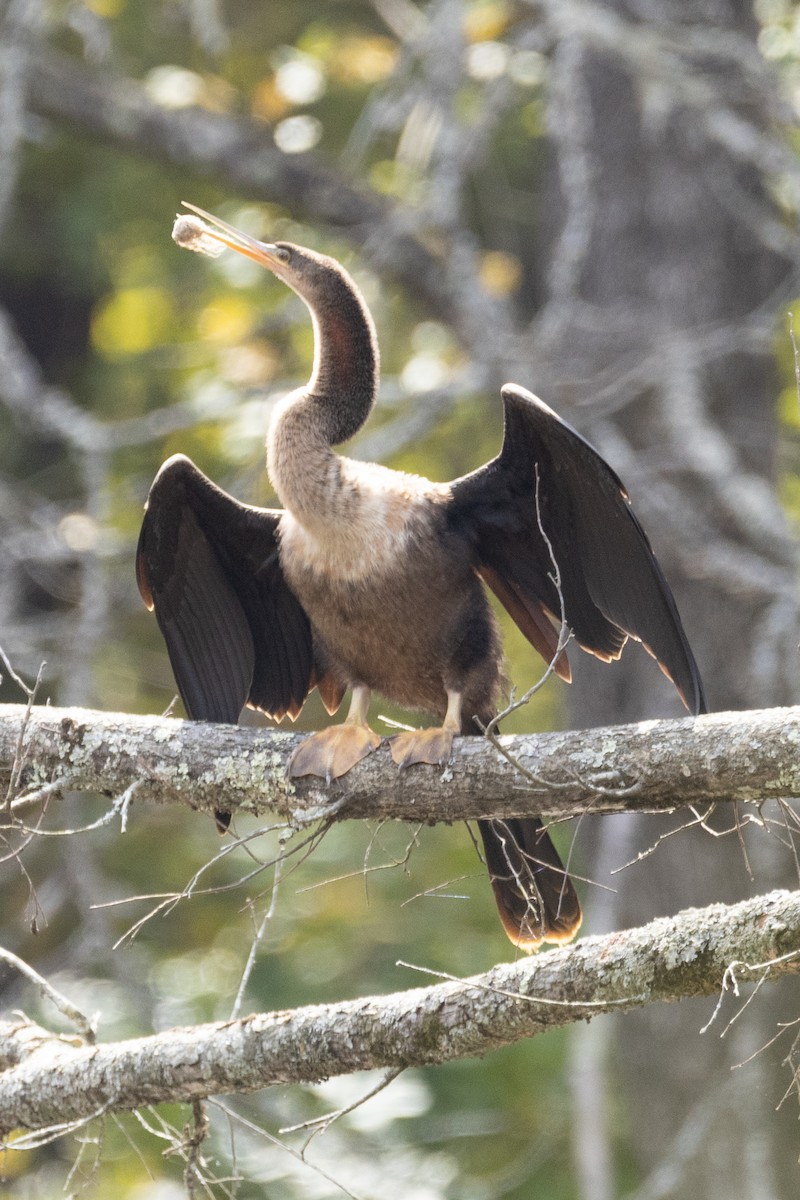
[529,3,799,1196]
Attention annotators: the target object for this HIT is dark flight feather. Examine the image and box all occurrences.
[449,384,706,716]
[136,454,335,725]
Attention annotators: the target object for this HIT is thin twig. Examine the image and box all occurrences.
[0,647,45,808]
[0,947,95,1042]
[280,1066,405,1153]
[229,855,283,1020]
[395,959,647,1009]
[210,1100,365,1200]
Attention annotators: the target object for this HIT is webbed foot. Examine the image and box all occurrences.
[389,726,455,769]
[288,723,382,782]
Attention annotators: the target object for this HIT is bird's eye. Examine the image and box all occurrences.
[274,246,291,264]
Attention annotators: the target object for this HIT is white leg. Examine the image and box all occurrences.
[442,688,462,733]
[345,685,372,726]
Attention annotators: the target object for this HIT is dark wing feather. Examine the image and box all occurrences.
[136,454,330,724]
[448,385,705,714]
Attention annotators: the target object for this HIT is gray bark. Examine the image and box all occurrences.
[0,888,797,1140]
[2,702,800,822]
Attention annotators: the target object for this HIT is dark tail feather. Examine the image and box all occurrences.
[478,818,582,952]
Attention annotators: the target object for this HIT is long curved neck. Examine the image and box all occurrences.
[267,264,379,522]
[306,273,379,445]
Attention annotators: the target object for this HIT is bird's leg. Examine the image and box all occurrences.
[288,685,382,782]
[390,689,462,769]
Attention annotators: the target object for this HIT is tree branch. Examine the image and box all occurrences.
[0,888,797,1138]
[0,703,799,823]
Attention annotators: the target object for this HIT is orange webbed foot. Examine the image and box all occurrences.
[288,723,382,783]
[389,726,455,769]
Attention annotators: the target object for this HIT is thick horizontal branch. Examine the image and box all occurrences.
[0,703,799,824]
[1,888,797,1138]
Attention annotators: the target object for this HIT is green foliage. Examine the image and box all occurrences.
[775,307,800,527]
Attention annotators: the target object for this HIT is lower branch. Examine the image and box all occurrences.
[0,889,797,1138]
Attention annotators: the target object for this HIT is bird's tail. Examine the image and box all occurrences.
[478,818,582,952]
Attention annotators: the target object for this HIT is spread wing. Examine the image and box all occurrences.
[136,454,344,724]
[447,385,706,714]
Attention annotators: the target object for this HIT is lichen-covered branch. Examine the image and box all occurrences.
[0,703,799,824]
[0,888,797,1138]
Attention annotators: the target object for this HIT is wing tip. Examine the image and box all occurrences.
[645,639,707,717]
[673,666,707,717]
[500,382,558,420]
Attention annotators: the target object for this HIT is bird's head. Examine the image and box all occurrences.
[172,202,348,309]
[173,201,379,442]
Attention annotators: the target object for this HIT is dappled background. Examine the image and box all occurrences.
[1,0,800,1196]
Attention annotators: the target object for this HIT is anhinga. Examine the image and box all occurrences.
[137,202,706,952]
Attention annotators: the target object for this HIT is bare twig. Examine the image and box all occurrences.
[210,1099,364,1200]
[229,856,284,1020]
[0,648,45,809]
[0,947,96,1043]
[280,1066,404,1153]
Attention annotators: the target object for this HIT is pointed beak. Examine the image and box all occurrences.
[178,201,286,270]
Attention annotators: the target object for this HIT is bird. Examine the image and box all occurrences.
[136,201,706,953]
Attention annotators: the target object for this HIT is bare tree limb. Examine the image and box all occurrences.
[0,888,797,1139]
[0,703,799,823]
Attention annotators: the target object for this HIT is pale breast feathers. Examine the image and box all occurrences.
[278,460,447,585]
